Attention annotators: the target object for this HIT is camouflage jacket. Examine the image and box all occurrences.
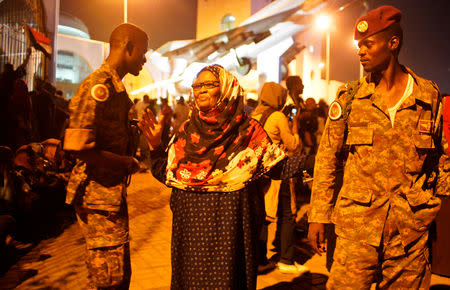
[64,62,133,212]
[309,66,450,248]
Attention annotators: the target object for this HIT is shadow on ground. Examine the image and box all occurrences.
[261,272,328,290]
[430,285,450,289]
[0,204,76,288]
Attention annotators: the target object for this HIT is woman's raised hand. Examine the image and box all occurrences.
[138,109,165,150]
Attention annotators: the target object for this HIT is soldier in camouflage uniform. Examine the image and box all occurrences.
[63,23,148,289]
[308,6,450,289]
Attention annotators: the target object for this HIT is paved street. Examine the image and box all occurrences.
[1,172,449,289]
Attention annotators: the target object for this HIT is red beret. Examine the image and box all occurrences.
[354,5,402,41]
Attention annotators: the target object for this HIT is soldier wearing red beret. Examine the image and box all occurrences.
[308,5,449,289]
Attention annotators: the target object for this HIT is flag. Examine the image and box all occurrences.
[25,24,52,57]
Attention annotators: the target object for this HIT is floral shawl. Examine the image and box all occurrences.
[166,65,285,192]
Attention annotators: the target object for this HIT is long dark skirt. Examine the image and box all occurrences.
[170,187,259,289]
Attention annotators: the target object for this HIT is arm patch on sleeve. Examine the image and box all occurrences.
[91,84,109,102]
[328,101,343,120]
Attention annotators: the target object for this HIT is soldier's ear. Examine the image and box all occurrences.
[388,36,400,51]
[125,41,134,56]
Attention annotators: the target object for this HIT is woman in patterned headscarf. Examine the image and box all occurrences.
[139,65,305,289]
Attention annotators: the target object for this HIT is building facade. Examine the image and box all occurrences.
[195,0,341,103]
[197,0,273,39]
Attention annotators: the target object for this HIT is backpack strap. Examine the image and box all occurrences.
[423,84,444,191]
[342,80,361,145]
[259,107,277,127]
[431,81,443,148]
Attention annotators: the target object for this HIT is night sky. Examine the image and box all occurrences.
[60,0,450,93]
[60,0,198,49]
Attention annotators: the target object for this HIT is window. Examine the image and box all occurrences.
[56,50,92,99]
[221,14,235,31]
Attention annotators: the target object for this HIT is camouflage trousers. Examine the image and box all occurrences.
[85,243,131,289]
[75,201,130,288]
[327,210,431,289]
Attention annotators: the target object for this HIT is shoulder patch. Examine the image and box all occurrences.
[91,84,109,102]
[328,101,342,120]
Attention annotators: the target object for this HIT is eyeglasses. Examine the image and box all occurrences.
[191,81,220,91]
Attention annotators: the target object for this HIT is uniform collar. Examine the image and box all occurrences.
[356,65,432,106]
[403,66,432,105]
[100,62,126,93]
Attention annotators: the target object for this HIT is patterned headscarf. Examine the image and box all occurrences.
[165,65,285,192]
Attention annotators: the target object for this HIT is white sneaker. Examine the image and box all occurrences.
[277,262,310,274]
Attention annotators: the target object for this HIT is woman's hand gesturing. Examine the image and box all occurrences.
[138,109,165,150]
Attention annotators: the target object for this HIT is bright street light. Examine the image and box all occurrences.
[315,15,331,31]
[124,0,127,23]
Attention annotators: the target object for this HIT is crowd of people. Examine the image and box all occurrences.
[1,4,449,290]
[0,49,73,270]
[0,51,69,152]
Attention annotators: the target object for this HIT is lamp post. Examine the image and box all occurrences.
[124,0,128,23]
[325,30,330,99]
[315,15,331,100]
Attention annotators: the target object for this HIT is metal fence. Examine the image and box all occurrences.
[0,0,46,89]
